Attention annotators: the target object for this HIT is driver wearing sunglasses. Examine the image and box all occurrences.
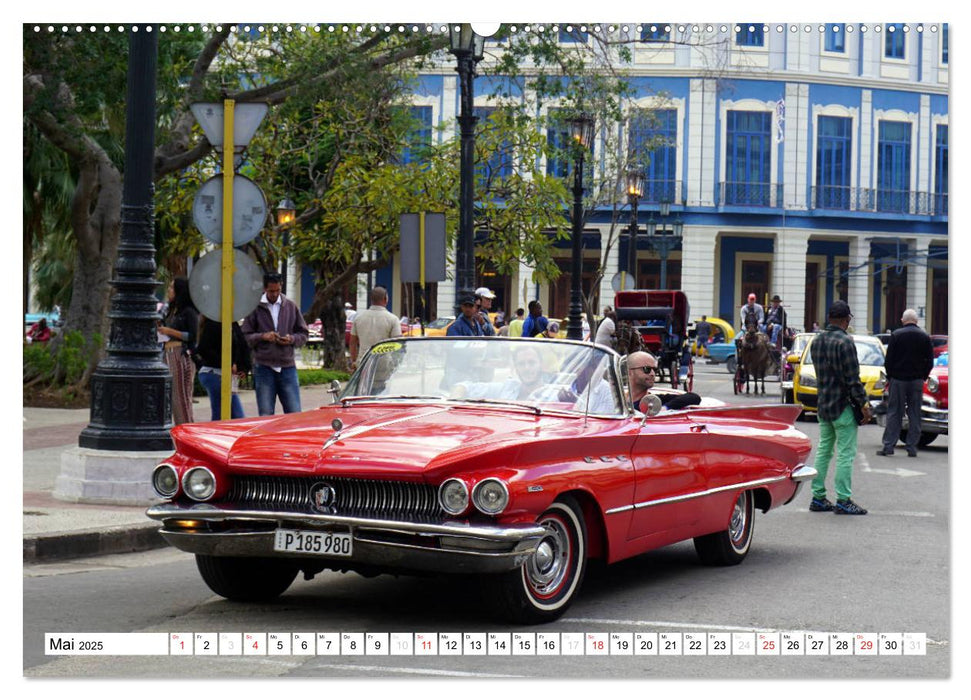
[628,350,703,412]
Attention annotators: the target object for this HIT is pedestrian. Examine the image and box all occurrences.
[349,286,402,368]
[877,309,934,457]
[809,300,871,515]
[739,293,764,331]
[765,295,786,346]
[538,320,560,338]
[447,290,489,336]
[522,300,548,339]
[26,317,51,343]
[195,316,250,421]
[811,321,821,332]
[241,273,309,416]
[473,287,497,336]
[344,302,357,323]
[158,276,199,425]
[694,314,710,356]
[507,308,526,338]
[594,307,617,349]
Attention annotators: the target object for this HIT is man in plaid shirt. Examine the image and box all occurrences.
[809,300,871,515]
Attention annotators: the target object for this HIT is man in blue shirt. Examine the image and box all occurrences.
[447,290,488,336]
[522,300,549,338]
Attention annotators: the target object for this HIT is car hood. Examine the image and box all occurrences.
[800,364,884,382]
[171,403,595,481]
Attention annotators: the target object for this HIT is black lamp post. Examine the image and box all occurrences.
[645,201,684,290]
[449,24,485,308]
[626,168,646,289]
[566,113,595,340]
[78,26,172,452]
[276,197,296,294]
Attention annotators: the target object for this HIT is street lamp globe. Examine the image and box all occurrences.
[449,24,485,59]
[626,168,646,200]
[276,197,296,227]
[569,113,595,149]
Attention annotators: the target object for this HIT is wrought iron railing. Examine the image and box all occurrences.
[640,179,681,205]
[719,181,784,207]
[810,186,948,216]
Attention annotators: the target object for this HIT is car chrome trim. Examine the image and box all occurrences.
[603,475,790,515]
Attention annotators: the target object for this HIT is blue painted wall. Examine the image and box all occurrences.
[718,236,775,322]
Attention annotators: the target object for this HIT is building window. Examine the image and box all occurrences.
[629,109,677,203]
[935,124,948,215]
[815,116,852,209]
[546,110,593,188]
[474,107,513,184]
[735,24,765,47]
[558,26,587,44]
[885,23,905,59]
[942,24,948,64]
[877,120,911,213]
[824,24,846,53]
[640,24,670,42]
[400,106,432,164]
[725,110,772,205]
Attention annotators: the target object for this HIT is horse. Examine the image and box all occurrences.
[737,323,774,394]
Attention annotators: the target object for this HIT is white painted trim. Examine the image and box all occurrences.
[810,104,859,209]
[719,99,780,193]
[872,108,920,204]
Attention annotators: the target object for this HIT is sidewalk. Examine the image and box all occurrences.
[23,381,339,563]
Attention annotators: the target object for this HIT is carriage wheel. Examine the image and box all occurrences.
[669,360,679,389]
[683,358,694,392]
[733,364,745,395]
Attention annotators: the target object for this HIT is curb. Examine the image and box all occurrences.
[23,523,168,564]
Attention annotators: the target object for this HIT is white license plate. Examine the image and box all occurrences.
[273,529,353,557]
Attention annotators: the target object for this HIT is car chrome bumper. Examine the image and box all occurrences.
[146,503,546,574]
[783,463,816,505]
[873,404,948,435]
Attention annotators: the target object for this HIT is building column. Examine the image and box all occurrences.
[772,229,810,333]
[907,237,930,323]
[600,229,619,310]
[847,236,871,334]
[680,226,718,320]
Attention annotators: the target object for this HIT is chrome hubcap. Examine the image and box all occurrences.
[526,520,569,594]
[729,494,749,547]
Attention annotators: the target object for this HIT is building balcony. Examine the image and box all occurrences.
[719,181,784,208]
[810,186,948,216]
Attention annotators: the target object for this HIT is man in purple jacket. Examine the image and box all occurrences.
[241,273,310,415]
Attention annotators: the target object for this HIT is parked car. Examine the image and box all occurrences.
[147,336,813,624]
[706,341,738,373]
[793,334,887,415]
[930,335,948,358]
[690,317,735,357]
[780,333,817,404]
[875,352,948,447]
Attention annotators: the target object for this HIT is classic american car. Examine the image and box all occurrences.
[875,352,948,447]
[147,337,813,624]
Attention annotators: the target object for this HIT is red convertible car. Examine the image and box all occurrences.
[147,337,813,623]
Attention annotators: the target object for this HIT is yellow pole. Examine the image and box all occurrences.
[220,100,235,420]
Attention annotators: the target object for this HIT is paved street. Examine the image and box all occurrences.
[23,360,949,679]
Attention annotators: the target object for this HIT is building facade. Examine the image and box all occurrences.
[293,23,948,335]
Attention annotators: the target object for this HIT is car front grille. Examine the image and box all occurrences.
[224,475,445,520]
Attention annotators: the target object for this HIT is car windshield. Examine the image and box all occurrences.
[803,338,885,367]
[342,337,626,416]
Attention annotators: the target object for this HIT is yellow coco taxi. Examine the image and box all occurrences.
[691,317,735,357]
[793,334,887,415]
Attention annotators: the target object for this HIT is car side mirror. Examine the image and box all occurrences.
[639,394,663,424]
[787,354,799,363]
[328,379,342,405]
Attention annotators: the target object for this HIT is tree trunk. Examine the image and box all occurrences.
[320,292,348,370]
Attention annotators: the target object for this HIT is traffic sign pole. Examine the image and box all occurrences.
[221,100,235,420]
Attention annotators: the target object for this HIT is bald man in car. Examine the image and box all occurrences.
[627,350,701,412]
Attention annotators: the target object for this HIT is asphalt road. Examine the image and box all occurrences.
[23,361,950,680]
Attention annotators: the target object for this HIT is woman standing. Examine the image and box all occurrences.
[158,277,199,424]
[195,316,251,421]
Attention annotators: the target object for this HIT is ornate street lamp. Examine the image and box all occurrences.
[626,168,646,289]
[449,25,486,309]
[276,197,296,294]
[646,200,684,290]
[566,113,595,340]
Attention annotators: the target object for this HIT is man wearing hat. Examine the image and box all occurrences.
[739,293,764,331]
[473,287,497,336]
[808,300,871,515]
[765,294,786,346]
[447,290,490,336]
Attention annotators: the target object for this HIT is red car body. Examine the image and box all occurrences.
[148,337,813,623]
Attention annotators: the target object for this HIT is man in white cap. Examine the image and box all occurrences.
[473,287,497,336]
[344,301,356,323]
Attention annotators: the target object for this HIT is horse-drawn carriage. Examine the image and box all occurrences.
[732,314,792,395]
[614,290,694,392]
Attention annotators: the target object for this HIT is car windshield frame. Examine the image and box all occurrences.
[341,336,631,417]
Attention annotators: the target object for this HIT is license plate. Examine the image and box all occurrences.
[273,529,353,557]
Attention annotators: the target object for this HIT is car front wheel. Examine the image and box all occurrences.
[494,496,587,624]
[693,490,754,566]
[195,555,299,602]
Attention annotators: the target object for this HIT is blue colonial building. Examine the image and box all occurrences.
[290,23,948,335]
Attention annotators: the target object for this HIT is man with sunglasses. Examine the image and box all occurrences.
[628,350,702,412]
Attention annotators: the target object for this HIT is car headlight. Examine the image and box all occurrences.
[438,478,470,515]
[152,463,179,498]
[927,375,939,393]
[181,467,216,502]
[472,478,509,515]
[874,372,887,391]
[799,371,817,388]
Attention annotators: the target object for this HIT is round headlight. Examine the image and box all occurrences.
[152,464,179,498]
[472,478,509,515]
[439,478,469,515]
[927,375,939,393]
[182,467,216,501]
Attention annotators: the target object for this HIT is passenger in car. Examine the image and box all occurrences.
[451,345,550,401]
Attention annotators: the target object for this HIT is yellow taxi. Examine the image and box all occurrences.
[691,317,735,356]
[793,334,887,415]
[780,332,817,404]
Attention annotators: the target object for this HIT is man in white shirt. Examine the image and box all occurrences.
[349,286,402,369]
[595,307,617,348]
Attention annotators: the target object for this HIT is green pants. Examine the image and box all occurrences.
[812,405,858,502]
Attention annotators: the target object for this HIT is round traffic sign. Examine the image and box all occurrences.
[192,174,268,246]
[188,249,265,321]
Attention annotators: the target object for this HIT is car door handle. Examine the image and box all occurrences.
[689,424,708,433]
